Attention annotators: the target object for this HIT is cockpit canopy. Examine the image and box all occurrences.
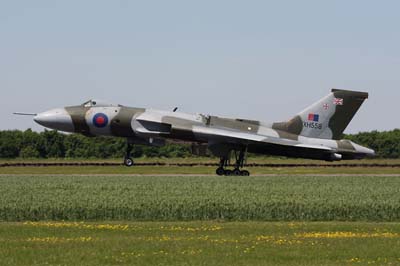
[82,99,121,108]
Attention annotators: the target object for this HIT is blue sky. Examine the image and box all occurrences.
[1,0,399,133]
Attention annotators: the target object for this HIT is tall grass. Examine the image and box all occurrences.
[1,175,400,221]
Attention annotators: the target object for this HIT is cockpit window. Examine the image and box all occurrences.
[82,99,121,108]
[82,100,94,107]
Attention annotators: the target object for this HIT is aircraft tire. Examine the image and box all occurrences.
[241,170,250,176]
[124,158,134,167]
[216,168,225,176]
[224,170,232,176]
[233,169,241,176]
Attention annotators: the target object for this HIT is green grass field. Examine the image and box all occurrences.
[1,175,400,221]
[1,221,400,266]
[1,161,400,265]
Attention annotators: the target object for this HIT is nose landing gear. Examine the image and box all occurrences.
[215,149,250,176]
[124,157,134,167]
[124,142,134,167]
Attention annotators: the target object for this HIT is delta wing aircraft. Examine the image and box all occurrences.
[17,89,375,176]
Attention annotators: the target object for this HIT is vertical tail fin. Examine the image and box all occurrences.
[273,89,369,140]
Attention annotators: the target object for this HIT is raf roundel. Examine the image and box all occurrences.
[93,113,109,128]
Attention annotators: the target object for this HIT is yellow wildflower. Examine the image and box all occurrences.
[297,232,400,239]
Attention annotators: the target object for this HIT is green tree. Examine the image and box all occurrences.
[43,130,65,158]
[19,146,40,158]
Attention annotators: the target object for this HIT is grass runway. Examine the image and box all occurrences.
[1,158,400,175]
[1,160,400,265]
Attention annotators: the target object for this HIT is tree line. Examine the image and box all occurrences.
[0,129,399,159]
[0,130,191,159]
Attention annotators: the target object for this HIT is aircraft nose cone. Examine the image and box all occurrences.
[34,108,74,132]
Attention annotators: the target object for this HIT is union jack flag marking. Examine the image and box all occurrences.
[333,98,344,105]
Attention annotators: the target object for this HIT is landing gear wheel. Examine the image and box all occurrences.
[224,169,232,176]
[233,168,241,176]
[216,167,225,176]
[124,157,134,167]
[215,149,251,177]
[240,170,250,176]
[124,141,134,167]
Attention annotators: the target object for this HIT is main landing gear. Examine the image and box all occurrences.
[216,149,250,176]
[124,142,134,167]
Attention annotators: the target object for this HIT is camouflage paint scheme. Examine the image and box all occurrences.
[34,89,375,162]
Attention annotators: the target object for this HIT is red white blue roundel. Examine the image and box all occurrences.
[93,113,109,128]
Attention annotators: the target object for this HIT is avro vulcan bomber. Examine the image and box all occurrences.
[19,89,375,176]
